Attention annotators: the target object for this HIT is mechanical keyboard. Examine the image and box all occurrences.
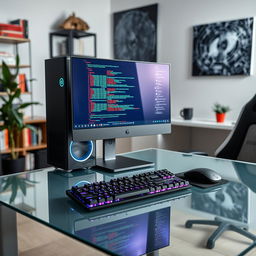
[66,169,190,211]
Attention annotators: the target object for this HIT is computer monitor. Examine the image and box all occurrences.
[70,57,171,172]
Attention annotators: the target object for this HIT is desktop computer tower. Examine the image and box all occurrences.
[45,57,96,170]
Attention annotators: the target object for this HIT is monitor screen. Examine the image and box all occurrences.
[71,57,171,141]
[71,58,170,130]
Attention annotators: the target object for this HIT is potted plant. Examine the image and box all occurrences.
[0,55,38,174]
[213,103,231,123]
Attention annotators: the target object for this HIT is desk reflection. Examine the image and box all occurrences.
[48,169,191,256]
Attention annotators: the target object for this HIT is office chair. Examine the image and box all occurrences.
[185,94,256,249]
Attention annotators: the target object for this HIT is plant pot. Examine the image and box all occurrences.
[2,157,25,175]
[216,113,226,123]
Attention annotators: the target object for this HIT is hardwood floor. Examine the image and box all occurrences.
[17,214,108,256]
[17,210,256,256]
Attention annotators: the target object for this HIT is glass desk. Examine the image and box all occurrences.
[1,148,256,256]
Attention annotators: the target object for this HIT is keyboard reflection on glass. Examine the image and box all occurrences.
[66,169,191,211]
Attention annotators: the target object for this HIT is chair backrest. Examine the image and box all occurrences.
[215,94,256,162]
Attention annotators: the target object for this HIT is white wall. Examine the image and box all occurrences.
[0,0,111,117]
[111,0,256,122]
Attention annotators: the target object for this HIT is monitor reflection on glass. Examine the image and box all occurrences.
[75,207,170,256]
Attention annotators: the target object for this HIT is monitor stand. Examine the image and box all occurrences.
[95,139,154,172]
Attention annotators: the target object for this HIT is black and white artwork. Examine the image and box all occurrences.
[113,4,158,62]
[191,182,248,223]
[192,17,254,76]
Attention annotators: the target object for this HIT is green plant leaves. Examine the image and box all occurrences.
[17,101,40,110]
[2,61,12,83]
[213,103,231,114]
[0,55,39,159]
[26,124,37,133]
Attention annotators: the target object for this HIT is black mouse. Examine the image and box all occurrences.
[184,168,222,184]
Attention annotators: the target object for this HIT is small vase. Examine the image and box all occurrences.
[216,113,226,123]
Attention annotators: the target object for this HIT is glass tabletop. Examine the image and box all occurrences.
[1,148,256,256]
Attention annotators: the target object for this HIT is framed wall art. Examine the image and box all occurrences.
[113,4,158,62]
[192,17,254,76]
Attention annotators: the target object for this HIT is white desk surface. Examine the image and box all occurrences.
[172,117,235,130]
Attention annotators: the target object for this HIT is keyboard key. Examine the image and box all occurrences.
[116,188,150,199]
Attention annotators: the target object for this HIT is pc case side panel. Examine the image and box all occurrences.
[45,57,69,169]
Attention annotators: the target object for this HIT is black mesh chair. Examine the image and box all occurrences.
[215,94,256,162]
[185,94,256,249]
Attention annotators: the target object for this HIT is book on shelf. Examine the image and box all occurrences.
[10,19,28,38]
[25,152,35,170]
[0,23,23,32]
[23,126,43,147]
[0,31,24,38]
[18,73,28,93]
[0,51,15,65]
[0,129,9,151]
[0,19,28,39]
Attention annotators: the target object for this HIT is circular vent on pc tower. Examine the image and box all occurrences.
[69,141,93,162]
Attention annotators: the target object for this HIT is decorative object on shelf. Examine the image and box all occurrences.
[60,12,89,31]
[192,17,254,76]
[49,29,97,58]
[180,108,193,120]
[113,4,158,62]
[213,103,231,123]
[0,56,39,174]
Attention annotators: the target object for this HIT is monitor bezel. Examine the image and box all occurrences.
[68,56,171,142]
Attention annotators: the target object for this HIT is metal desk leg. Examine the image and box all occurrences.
[147,250,159,256]
[0,205,18,256]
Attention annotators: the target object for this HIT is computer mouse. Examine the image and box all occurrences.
[184,168,222,184]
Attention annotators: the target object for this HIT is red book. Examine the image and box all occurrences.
[27,129,32,146]
[10,19,28,38]
[0,23,23,32]
[0,30,23,35]
[0,31,24,38]
[4,129,9,150]
[18,74,26,93]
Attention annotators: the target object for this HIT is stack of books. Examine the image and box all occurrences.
[23,126,43,147]
[0,19,28,39]
[0,129,9,151]
[0,52,15,65]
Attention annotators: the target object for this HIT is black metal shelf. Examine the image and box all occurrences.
[49,29,97,58]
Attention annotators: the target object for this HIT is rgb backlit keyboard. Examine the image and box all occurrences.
[66,169,190,211]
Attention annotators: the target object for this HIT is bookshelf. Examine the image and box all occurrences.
[0,117,47,156]
[0,35,35,116]
[0,26,47,171]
